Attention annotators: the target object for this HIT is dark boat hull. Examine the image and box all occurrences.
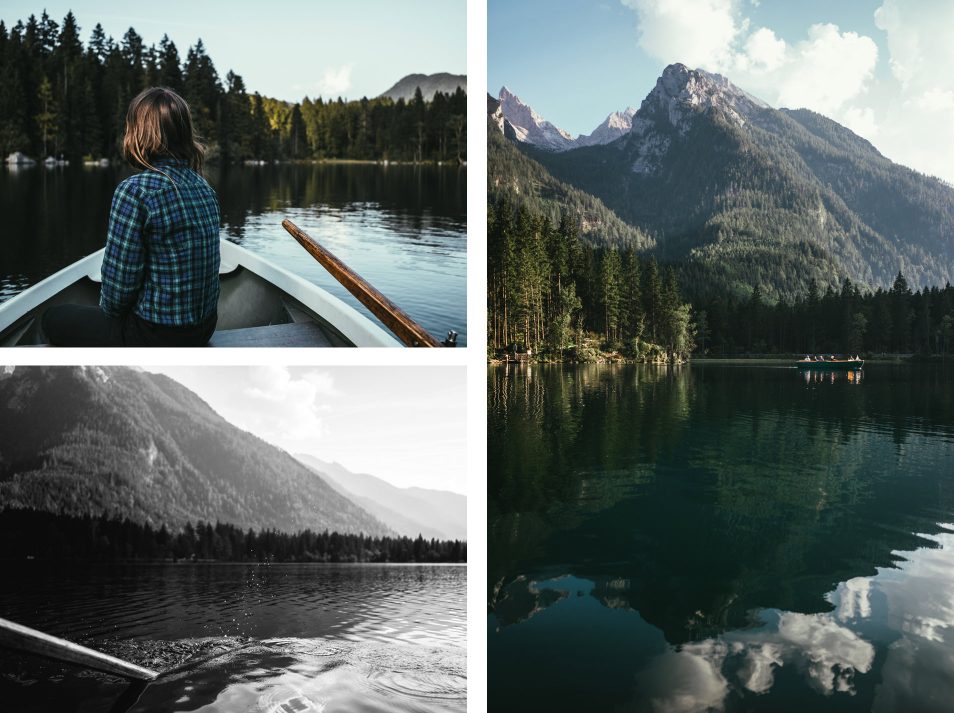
[795,360,864,370]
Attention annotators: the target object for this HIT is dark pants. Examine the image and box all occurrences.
[41,305,217,347]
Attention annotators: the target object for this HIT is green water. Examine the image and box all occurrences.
[488,362,954,712]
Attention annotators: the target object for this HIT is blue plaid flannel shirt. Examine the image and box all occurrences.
[100,158,221,326]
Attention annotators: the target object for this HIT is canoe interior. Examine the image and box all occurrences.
[0,266,352,347]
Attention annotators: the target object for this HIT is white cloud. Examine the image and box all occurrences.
[769,24,878,116]
[619,0,954,183]
[869,0,954,181]
[742,27,786,72]
[874,0,954,89]
[635,640,730,712]
[234,366,335,446]
[317,63,353,97]
[623,0,742,71]
[620,1,877,117]
[776,612,875,694]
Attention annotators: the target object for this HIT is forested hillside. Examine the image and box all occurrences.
[530,64,954,298]
[489,63,954,357]
[488,105,652,250]
[0,366,390,535]
[0,11,466,163]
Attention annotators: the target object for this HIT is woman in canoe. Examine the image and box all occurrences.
[42,87,220,347]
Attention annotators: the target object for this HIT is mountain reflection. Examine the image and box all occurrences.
[489,363,954,712]
[491,531,954,712]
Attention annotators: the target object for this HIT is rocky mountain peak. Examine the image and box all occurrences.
[639,63,769,133]
[497,87,575,150]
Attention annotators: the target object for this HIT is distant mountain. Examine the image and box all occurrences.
[0,367,390,535]
[576,107,637,148]
[487,95,653,249]
[498,87,576,151]
[492,63,954,298]
[379,73,466,101]
[295,455,466,541]
[496,87,636,151]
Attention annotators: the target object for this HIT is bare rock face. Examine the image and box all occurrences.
[577,108,637,147]
[638,63,769,134]
[495,61,771,155]
[497,87,577,151]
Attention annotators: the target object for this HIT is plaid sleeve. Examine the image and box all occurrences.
[100,180,149,318]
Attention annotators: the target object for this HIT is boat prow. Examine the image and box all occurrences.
[0,239,402,347]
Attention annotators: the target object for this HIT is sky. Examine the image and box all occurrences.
[489,0,954,184]
[143,366,467,495]
[0,1,466,101]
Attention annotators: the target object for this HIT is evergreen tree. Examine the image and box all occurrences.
[157,34,183,91]
[601,249,622,344]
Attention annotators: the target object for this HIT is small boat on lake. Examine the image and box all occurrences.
[0,227,416,347]
[795,356,864,370]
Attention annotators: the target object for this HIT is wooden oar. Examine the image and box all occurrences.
[0,617,158,681]
[281,219,443,347]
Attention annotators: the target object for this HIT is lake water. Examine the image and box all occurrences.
[0,163,467,345]
[488,362,954,712]
[0,563,466,712]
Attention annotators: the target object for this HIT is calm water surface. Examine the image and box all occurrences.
[0,164,467,344]
[489,362,954,712]
[0,563,465,712]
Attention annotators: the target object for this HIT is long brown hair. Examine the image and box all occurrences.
[122,87,205,174]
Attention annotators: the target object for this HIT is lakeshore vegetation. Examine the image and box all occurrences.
[488,200,954,360]
[0,509,466,563]
[488,198,694,362]
[0,11,466,163]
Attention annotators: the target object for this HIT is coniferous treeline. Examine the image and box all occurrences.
[694,272,954,356]
[0,509,467,563]
[488,198,694,361]
[0,11,466,163]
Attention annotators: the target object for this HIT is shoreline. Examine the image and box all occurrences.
[5,157,467,169]
[4,558,467,566]
[489,353,935,366]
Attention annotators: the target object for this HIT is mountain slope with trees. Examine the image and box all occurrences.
[0,366,390,535]
[528,64,954,300]
[488,97,652,251]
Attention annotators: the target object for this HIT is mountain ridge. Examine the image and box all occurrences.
[379,72,466,101]
[295,454,466,541]
[0,367,391,536]
[491,63,954,298]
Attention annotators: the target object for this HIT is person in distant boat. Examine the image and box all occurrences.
[42,87,220,347]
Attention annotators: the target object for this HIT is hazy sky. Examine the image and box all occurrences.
[0,1,466,101]
[144,366,467,495]
[490,0,954,183]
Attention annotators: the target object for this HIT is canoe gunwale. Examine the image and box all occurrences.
[0,240,401,347]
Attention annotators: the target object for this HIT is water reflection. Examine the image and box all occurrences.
[801,368,864,385]
[0,564,465,712]
[0,164,467,343]
[488,364,954,711]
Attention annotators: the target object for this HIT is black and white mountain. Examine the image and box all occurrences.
[0,366,390,535]
[379,72,466,101]
[296,454,466,541]
[491,63,954,297]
